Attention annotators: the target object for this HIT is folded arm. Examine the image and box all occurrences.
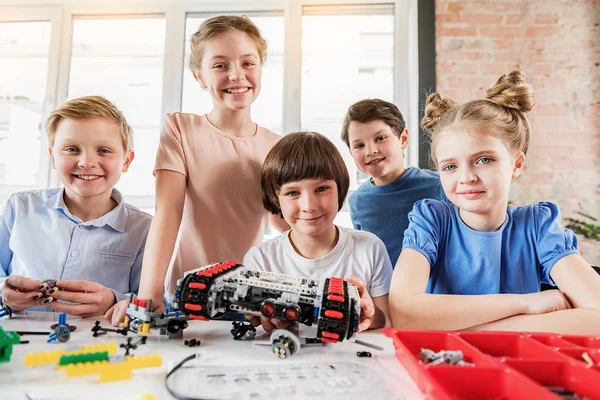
[469,254,600,335]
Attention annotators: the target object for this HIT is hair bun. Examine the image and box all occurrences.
[421,93,457,132]
[485,70,535,112]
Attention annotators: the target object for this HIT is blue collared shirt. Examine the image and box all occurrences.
[0,188,152,311]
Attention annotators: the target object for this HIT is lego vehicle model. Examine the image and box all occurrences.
[122,261,362,358]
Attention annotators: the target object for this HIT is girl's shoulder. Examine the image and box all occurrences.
[508,201,561,220]
[411,198,455,219]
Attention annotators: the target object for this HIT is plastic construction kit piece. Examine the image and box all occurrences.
[419,348,474,366]
[91,320,128,337]
[118,261,361,358]
[120,337,147,356]
[25,342,118,367]
[356,351,372,358]
[60,354,163,382]
[184,339,201,347]
[271,329,301,359]
[0,305,13,320]
[230,321,256,341]
[0,326,21,363]
[354,339,384,351]
[47,313,75,343]
[33,279,59,303]
[58,351,110,366]
[384,329,600,400]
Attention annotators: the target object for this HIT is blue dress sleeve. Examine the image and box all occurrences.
[0,194,16,278]
[534,202,579,282]
[401,199,444,267]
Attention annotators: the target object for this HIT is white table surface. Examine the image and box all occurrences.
[0,312,424,400]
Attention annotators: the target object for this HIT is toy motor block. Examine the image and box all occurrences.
[24,342,118,367]
[383,329,600,400]
[0,326,21,363]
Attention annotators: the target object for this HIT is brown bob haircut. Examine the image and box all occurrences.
[341,98,406,147]
[262,132,350,218]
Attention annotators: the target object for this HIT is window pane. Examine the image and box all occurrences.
[0,21,51,188]
[182,14,284,134]
[68,17,166,198]
[301,12,394,190]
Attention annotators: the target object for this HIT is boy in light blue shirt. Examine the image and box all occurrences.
[0,96,152,315]
[342,99,446,266]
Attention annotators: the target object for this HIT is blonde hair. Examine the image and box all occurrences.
[45,96,133,153]
[422,70,535,166]
[189,15,268,77]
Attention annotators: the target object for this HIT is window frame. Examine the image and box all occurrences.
[0,0,420,211]
[0,6,63,201]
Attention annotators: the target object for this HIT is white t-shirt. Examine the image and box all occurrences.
[242,226,393,298]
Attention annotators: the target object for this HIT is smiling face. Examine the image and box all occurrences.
[49,118,134,206]
[435,124,525,229]
[195,30,262,113]
[278,178,339,242]
[348,119,409,186]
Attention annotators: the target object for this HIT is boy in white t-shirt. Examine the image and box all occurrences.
[243,132,392,332]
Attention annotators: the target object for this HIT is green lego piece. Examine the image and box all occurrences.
[58,351,110,366]
[0,326,21,363]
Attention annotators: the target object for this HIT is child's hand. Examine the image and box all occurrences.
[245,314,295,333]
[105,299,130,327]
[345,275,375,332]
[48,280,116,317]
[104,298,165,327]
[521,289,572,315]
[1,275,43,310]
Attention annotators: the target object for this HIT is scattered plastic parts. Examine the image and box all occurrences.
[0,305,13,320]
[184,338,202,347]
[271,329,301,359]
[419,348,474,366]
[33,279,58,303]
[582,352,594,366]
[304,338,323,345]
[60,353,162,382]
[546,386,585,400]
[120,336,148,356]
[25,342,117,367]
[92,320,128,337]
[0,326,21,363]
[47,313,75,343]
[230,321,256,341]
[354,339,384,351]
[356,351,372,358]
[51,313,77,333]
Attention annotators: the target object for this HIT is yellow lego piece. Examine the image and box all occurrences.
[140,394,159,400]
[25,342,118,367]
[61,354,162,382]
[120,315,130,328]
[137,323,151,337]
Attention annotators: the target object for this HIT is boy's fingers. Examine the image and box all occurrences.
[357,319,371,332]
[245,314,261,327]
[259,315,277,332]
[55,280,99,292]
[6,275,41,291]
[3,288,42,306]
[50,290,93,304]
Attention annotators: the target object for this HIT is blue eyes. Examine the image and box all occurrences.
[441,157,494,171]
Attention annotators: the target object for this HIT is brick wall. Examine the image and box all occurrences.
[435,0,600,265]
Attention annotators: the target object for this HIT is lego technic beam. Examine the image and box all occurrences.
[123,261,362,343]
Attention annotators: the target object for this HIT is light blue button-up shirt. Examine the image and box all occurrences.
[0,188,152,311]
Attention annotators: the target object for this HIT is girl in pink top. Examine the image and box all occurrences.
[106,16,287,323]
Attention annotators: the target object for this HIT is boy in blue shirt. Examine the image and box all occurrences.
[342,99,445,266]
[0,96,152,316]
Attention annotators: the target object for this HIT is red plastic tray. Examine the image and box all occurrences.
[383,329,600,399]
